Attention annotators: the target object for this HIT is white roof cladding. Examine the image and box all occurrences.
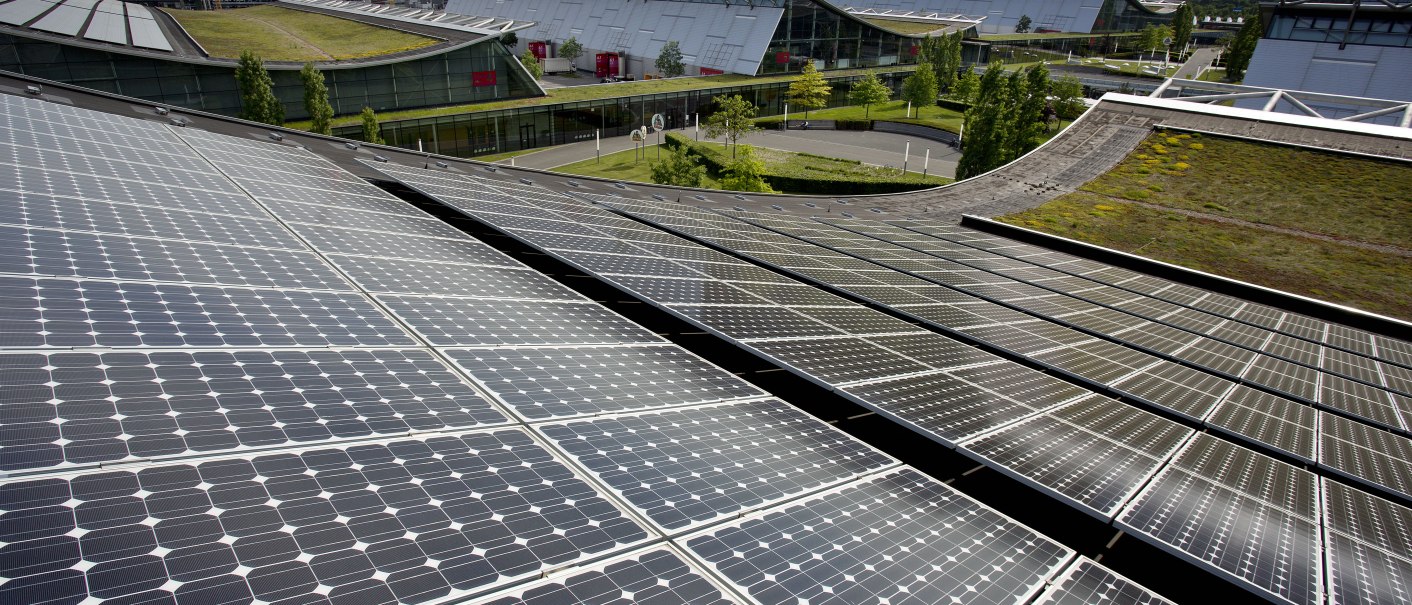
[1244,38,1412,105]
[841,0,1105,34]
[445,0,785,75]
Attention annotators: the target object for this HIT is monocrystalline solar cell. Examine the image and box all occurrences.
[685,469,1071,605]
[0,189,306,249]
[842,372,1039,444]
[477,547,737,605]
[443,346,764,420]
[290,223,517,266]
[537,399,894,531]
[0,430,650,605]
[0,277,415,348]
[330,256,580,300]
[608,277,768,306]
[667,305,843,340]
[378,295,664,347]
[1034,557,1175,605]
[259,199,469,240]
[865,332,998,369]
[0,349,506,471]
[749,337,930,384]
[1324,531,1412,605]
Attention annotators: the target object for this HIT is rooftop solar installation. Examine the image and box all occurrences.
[0,91,1193,605]
[367,160,1412,604]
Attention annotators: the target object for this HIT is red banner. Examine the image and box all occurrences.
[775,51,790,64]
[472,71,497,87]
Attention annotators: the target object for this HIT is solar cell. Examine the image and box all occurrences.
[1206,387,1318,462]
[0,349,506,471]
[0,189,305,249]
[443,345,765,420]
[1034,557,1176,605]
[538,399,894,531]
[684,469,1072,605]
[378,295,664,347]
[666,305,844,340]
[749,337,930,384]
[1323,531,1412,605]
[477,547,738,605]
[0,430,651,604]
[0,276,415,348]
[330,255,581,300]
[841,372,1043,444]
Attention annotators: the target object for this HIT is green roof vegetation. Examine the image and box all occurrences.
[166,5,439,63]
[293,65,918,129]
[860,17,950,35]
[981,31,1142,41]
[998,131,1412,320]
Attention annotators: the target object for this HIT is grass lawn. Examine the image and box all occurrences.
[552,145,722,189]
[861,18,950,35]
[297,65,918,128]
[780,100,965,133]
[472,148,546,163]
[167,6,438,62]
[550,142,949,193]
[1197,68,1228,82]
[998,132,1412,320]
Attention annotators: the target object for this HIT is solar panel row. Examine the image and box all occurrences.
[367,161,1412,604]
[0,92,1133,605]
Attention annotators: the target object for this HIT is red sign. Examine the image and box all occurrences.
[775,51,790,64]
[700,67,723,76]
[909,45,920,55]
[472,71,497,87]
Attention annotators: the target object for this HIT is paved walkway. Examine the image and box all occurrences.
[1171,47,1222,80]
[501,127,961,177]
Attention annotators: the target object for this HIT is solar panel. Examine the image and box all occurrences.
[666,305,846,340]
[126,3,173,52]
[476,547,738,605]
[442,346,766,421]
[1034,557,1176,605]
[29,0,97,36]
[0,0,61,26]
[537,399,895,532]
[0,189,304,248]
[82,0,126,45]
[749,337,931,384]
[1206,386,1318,462]
[684,468,1072,605]
[378,295,665,347]
[0,430,652,604]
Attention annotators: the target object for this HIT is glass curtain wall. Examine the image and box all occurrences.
[0,34,538,119]
[343,70,914,157]
[759,0,927,75]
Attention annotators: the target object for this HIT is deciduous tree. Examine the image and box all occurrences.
[848,73,891,118]
[1015,14,1032,34]
[704,94,760,157]
[721,146,773,193]
[949,69,980,104]
[901,63,939,113]
[1172,3,1195,55]
[559,37,584,68]
[650,145,707,187]
[656,41,684,78]
[787,62,831,119]
[1051,75,1086,120]
[519,49,543,80]
[1225,13,1261,81]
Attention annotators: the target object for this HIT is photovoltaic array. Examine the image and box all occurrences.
[0,91,1154,605]
[368,159,1412,605]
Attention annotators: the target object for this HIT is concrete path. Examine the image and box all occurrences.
[501,127,961,178]
[1171,47,1222,80]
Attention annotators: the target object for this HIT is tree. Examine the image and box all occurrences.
[1015,14,1032,34]
[360,107,383,145]
[300,63,333,135]
[919,31,963,92]
[704,94,760,157]
[949,69,980,104]
[787,62,831,119]
[1172,3,1195,56]
[650,145,707,188]
[1137,24,1173,61]
[519,49,543,80]
[1052,75,1085,120]
[848,73,891,118]
[721,146,773,193]
[559,36,584,68]
[1010,64,1050,156]
[234,50,283,126]
[1225,12,1261,81]
[956,64,1011,180]
[501,32,518,49]
[656,41,684,78]
[901,64,939,114]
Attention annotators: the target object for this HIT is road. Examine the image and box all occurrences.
[503,127,961,178]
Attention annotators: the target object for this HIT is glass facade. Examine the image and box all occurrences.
[0,33,539,119]
[758,0,984,75]
[1266,10,1412,48]
[337,70,914,157]
[1092,0,1177,34]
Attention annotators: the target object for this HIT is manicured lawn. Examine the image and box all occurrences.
[166,6,438,62]
[998,132,1412,320]
[551,145,723,189]
[297,65,918,128]
[779,100,966,133]
[472,148,546,163]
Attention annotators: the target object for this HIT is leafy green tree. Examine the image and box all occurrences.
[650,145,707,188]
[656,41,684,78]
[956,64,1014,179]
[1010,64,1050,155]
[1138,24,1173,61]
[919,32,963,92]
[235,50,283,126]
[519,49,543,80]
[949,69,980,104]
[360,107,383,145]
[721,146,773,193]
[1051,75,1085,120]
[300,63,334,135]
[1225,13,1261,81]
[901,63,939,113]
[848,73,891,118]
[787,62,831,119]
[559,37,584,68]
[704,94,760,157]
[501,32,518,48]
[1172,3,1195,55]
[1015,14,1032,34]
